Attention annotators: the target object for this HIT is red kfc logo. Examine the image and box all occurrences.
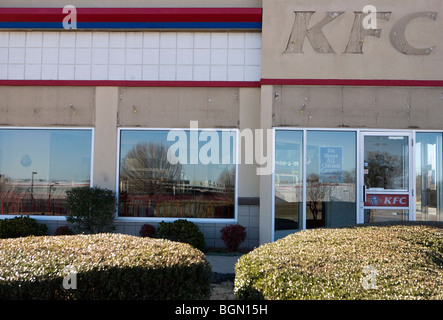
[365,194,409,207]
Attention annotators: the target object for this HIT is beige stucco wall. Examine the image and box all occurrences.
[264,0,443,131]
[93,87,119,190]
[262,0,443,80]
[117,87,240,128]
[0,86,95,126]
[273,86,443,129]
[238,87,260,198]
[259,85,273,244]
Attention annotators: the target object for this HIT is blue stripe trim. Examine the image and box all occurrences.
[0,22,262,29]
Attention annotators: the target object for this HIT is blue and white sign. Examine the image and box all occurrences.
[370,195,379,206]
[320,147,343,183]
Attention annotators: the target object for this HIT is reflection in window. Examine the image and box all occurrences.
[0,129,92,216]
[416,133,443,222]
[364,209,409,222]
[274,130,302,239]
[274,130,357,239]
[306,131,356,229]
[364,136,409,190]
[118,130,236,219]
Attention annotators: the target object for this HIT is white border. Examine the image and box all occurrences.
[0,126,95,221]
[115,127,239,224]
[272,127,443,241]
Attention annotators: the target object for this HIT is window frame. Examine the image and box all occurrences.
[116,127,239,224]
[0,126,95,221]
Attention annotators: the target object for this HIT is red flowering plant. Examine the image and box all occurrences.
[55,225,74,236]
[139,223,156,238]
[220,224,246,252]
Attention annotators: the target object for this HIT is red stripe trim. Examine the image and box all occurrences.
[260,79,443,87]
[0,80,261,88]
[0,7,262,23]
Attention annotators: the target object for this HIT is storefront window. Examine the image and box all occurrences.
[274,130,302,239]
[416,133,443,222]
[274,129,357,239]
[306,131,357,228]
[274,129,443,239]
[0,129,92,216]
[118,129,237,219]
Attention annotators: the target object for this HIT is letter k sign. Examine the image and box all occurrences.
[285,11,344,53]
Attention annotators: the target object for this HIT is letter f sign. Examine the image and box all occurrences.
[285,11,344,53]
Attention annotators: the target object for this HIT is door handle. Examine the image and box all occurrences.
[363,185,366,203]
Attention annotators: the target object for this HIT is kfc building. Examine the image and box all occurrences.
[0,0,442,248]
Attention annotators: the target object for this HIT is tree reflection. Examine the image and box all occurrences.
[120,142,182,195]
[217,166,235,197]
[306,173,333,221]
[119,141,236,219]
[365,152,398,189]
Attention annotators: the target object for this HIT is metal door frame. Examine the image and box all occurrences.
[358,131,414,223]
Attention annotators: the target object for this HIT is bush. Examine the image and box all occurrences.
[157,219,205,251]
[0,216,47,239]
[139,224,156,238]
[235,222,443,300]
[55,225,74,236]
[220,224,247,252]
[0,233,212,300]
[65,186,116,234]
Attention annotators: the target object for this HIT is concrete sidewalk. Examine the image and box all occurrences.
[206,254,242,274]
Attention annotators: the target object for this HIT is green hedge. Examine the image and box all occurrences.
[0,216,47,239]
[66,186,116,234]
[157,219,206,251]
[235,222,443,300]
[0,233,212,300]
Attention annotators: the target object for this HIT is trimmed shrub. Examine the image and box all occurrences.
[157,219,206,251]
[139,224,156,238]
[235,222,443,300]
[0,216,47,239]
[0,233,212,300]
[220,224,247,252]
[65,186,116,234]
[55,225,75,236]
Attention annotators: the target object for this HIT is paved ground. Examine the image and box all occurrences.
[206,254,241,300]
[206,254,241,274]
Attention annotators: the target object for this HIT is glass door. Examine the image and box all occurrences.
[274,130,303,239]
[415,133,443,222]
[360,132,413,222]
